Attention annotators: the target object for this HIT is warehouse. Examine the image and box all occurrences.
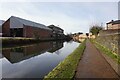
[2,16,52,39]
[48,25,64,39]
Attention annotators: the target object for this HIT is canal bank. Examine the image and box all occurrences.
[2,36,72,47]
[44,40,86,79]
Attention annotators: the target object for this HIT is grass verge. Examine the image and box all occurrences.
[91,39,120,64]
[44,40,86,79]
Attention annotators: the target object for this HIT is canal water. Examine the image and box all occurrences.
[1,41,79,78]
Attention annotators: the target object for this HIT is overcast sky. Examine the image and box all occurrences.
[0,1,119,34]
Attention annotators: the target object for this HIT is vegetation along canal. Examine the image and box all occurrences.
[1,41,79,78]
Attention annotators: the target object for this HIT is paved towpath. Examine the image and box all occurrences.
[75,39,119,78]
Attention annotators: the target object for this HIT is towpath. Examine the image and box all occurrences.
[75,39,119,78]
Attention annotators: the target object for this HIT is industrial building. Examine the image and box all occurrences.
[48,25,64,39]
[2,16,52,39]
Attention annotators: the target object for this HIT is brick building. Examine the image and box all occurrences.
[48,25,64,39]
[106,20,120,30]
[2,16,52,39]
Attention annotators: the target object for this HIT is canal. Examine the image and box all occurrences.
[1,41,79,78]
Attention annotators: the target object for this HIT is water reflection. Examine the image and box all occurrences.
[48,41,63,55]
[0,53,3,59]
[2,41,64,63]
[2,41,79,78]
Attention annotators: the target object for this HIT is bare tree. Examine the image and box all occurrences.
[89,24,103,36]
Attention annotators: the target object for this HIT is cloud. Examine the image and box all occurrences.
[0,2,91,33]
[0,0,119,2]
[0,2,118,34]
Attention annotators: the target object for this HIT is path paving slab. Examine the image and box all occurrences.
[75,39,120,78]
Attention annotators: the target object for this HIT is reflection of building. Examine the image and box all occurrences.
[2,42,53,63]
[2,16,52,38]
[0,53,3,59]
[48,25,64,39]
[2,41,64,63]
[48,41,64,53]
[0,20,5,36]
[106,20,120,30]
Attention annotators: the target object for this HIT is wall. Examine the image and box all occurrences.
[99,29,120,36]
[23,25,52,39]
[2,19,10,37]
[107,23,120,30]
[96,29,120,55]
[23,26,33,38]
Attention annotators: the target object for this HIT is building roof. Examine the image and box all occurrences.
[107,20,120,24]
[48,25,63,31]
[10,16,52,30]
